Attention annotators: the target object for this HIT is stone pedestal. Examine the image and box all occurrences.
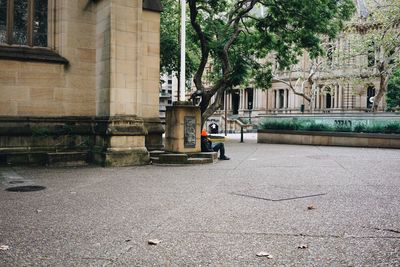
[93,116,150,167]
[165,104,201,153]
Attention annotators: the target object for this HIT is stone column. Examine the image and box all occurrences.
[94,0,163,166]
[142,3,164,151]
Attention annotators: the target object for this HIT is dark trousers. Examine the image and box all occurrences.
[212,142,225,157]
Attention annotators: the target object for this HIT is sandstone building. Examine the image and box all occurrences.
[0,0,163,166]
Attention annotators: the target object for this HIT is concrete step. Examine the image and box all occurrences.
[187,158,214,164]
[47,152,89,166]
[189,152,218,161]
[158,153,188,164]
[150,157,160,164]
[152,152,217,165]
[149,150,165,157]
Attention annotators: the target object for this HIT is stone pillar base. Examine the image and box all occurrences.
[94,116,150,167]
[0,116,150,167]
[94,148,149,167]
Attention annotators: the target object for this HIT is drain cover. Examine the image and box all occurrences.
[6,186,46,192]
[8,181,25,184]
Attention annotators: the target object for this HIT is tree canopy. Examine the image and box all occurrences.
[386,69,400,111]
[160,0,199,90]
[348,0,400,111]
[161,0,355,124]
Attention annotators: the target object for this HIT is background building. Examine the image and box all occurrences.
[159,73,178,122]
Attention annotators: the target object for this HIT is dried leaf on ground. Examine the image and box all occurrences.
[148,239,161,245]
[307,205,316,210]
[256,252,273,258]
[0,245,10,251]
[298,244,309,249]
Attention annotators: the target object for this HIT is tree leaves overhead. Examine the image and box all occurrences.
[161,0,355,124]
[386,69,400,111]
[160,0,199,82]
[347,0,400,111]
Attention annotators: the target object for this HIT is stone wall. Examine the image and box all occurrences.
[0,0,163,166]
[258,130,400,149]
[0,0,97,116]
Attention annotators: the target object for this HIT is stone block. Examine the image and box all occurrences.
[47,152,89,165]
[30,87,55,101]
[165,105,201,153]
[158,153,188,164]
[99,148,149,167]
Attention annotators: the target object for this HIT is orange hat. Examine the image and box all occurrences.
[201,129,208,137]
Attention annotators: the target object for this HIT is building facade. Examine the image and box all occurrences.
[159,73,178,122]
[0,0,163,166]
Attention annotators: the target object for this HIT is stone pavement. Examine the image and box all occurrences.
[1,135,399,266]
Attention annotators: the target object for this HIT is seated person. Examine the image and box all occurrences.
[200,129,230,160]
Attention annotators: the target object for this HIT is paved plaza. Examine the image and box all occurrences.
[1,135,399,266]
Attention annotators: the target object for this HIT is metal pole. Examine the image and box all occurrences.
[240,126,244,143]
[224,91,227,136]
[249,110,252,124]
[179,0,186,102]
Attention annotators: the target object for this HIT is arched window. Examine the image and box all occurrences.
[367,85,375,108]
[0,0,48,47]
[326,93,332,108]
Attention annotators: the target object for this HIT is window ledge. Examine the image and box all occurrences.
[0,46,69,65]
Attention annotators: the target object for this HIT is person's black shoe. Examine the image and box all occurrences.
[219,155,230,160]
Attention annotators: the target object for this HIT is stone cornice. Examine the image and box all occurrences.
[143,0,162,12]
[0,46,69,64]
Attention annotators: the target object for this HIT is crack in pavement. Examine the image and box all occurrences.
[231,192,327,202]
[164,230,400,240]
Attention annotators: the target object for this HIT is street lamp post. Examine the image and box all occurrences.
[179,0,186,102]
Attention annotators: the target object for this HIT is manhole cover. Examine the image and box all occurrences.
[6,186,46,192]
[8,181,25,184]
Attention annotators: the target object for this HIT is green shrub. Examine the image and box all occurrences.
[31,126,51,138]
[353,123,367,133]
[259,119,400,134]
[260,120,300,130]
[364,124,385,133]
[304,122,332,131]
[335,124,352,132]
[383,122,400,134]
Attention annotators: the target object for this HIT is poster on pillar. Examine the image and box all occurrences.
[184,116,196,148]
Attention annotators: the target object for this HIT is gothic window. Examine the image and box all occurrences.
[0,0,48,47]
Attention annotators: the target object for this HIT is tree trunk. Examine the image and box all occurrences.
[372,73,389,112]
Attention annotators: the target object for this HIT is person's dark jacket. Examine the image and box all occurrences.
[201,136,213,152]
